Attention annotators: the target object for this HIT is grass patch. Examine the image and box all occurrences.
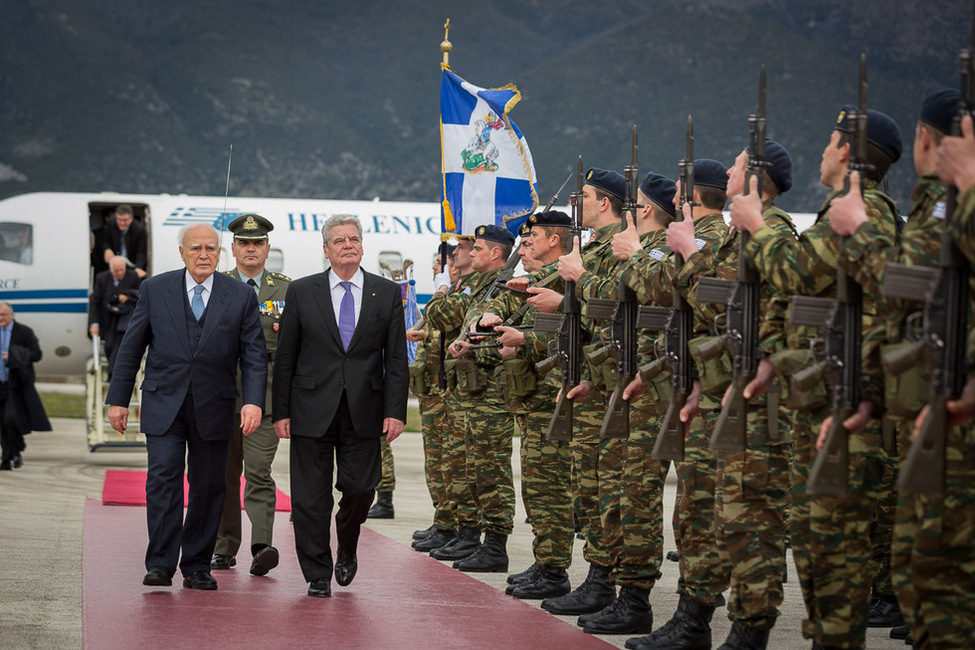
[40,392,86,419]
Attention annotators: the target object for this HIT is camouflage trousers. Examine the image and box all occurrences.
[419,394,454,530]
[572,402,613,568]
[516,408,573,568]
[613,401,668,589]
[466,399,516,535]
[376,437,395,493]
[892,420,975,649]
[443,393,481,530]
[869,417,901,598]
[714,402,791,630]
[673,410,730,606]
[791,408,884,648]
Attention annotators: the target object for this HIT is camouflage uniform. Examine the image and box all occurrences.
[423,272,483,533]
[746,181,898,648]
[376,438,395,493]
[476,261,574,568]
[838,172,944,629]
[426,267,516,537]
[693,203,796,631]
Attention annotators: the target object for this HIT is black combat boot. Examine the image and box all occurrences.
[510,566,571,599]
[366,491,394,519]
[430,526,480,561]
[716,621,771,649]
[412,524,436,540]
[630,594,714,649]
[625,591,688,649]
[506,561,540,585]
[868,594,905,627]
[580,585,652,635]
[412,528,455,552]
[453,531,508,572]
[540,563,615,615]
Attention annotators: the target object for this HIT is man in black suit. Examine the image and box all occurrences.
[0,303,51,470]
[88,256,142,376]
[100,204,148,279]
[106,224,267,591]
[273,214,409,598]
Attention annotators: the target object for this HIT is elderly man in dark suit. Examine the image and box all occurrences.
[0,302,51,470]
[88,255,142,376]
[106,223,266,591]
[100,204,148,279]
[274,214,409,598]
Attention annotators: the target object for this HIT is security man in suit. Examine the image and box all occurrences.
[211,214,291,577]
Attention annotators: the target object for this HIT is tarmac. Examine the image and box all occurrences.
[0,398,910,649]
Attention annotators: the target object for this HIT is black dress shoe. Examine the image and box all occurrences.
[335,548,358,586]
[183,571,218,590]
[307,578,331,598]
[12,453,22,468]
[210,554,236,570]
[250,546,279,576]
[142,566,173,586]
[0,461,10,470]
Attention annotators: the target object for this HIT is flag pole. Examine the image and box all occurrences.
[441,18,451,69]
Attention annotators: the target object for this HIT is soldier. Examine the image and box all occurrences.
[532,168,625,619]
[367,442,396,518]
[411,238,478,555]
[211,213,290,577]
[616,160,735,648]
[728,106,903,649]
[475,211,575,600]
[428,225,517,572]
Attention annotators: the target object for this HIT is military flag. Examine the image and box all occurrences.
[440,68,538,237]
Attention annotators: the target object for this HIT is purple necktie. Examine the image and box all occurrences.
[339,281,355,350]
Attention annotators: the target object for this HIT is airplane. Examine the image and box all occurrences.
[0,191,448,380]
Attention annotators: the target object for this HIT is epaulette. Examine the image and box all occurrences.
[268,272,292,282]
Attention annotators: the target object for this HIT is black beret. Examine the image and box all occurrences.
[585,167,626,200]
[639,172,677,218]
[834,105,903,163]
[920,88,960,135]
[528,210,572,228]
[518,221,532,237]
[693,159,728,191]
[443,244,457,256]
[475,224,515,246]
[227,213,273,240]
[746,138,793,194]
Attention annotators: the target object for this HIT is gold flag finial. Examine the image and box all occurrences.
[441,18,452,68]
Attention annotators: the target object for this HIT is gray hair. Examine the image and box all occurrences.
[178,223,220,247]
[321,214,363,244]
[0,302,13,314]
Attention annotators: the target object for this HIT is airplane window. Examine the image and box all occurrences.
[0,222,33,265]
[267,249,284,274]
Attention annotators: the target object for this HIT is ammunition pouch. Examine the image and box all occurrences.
[408,361,430,397]
[502,357,538,400]
[442,358,459,393]
[881,341,931,420]
[639,358,673,416]
[768,348,828,412]
[688,335,733,396]
[453,358,487,395]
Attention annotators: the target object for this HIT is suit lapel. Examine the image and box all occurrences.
[165,271,191,353]
[196,275,231,353]
[313,271,343,349]
[347,271,379,353]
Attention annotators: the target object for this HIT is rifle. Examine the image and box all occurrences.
[534,157,585,441]
[881,45,973,495]
[650,116,697,462]
[586,125,639,438]
[790,55,871,496]
[696,66,768,452]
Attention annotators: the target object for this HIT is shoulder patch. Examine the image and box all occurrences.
[694,238,707,251]
[932,200,947,220]
[649,248,666,261]
[463,287,472,296]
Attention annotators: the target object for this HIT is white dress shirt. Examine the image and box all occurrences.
[329,267,363,327]
[184,271,215,309]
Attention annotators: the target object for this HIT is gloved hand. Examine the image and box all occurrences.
[433,271,452,291]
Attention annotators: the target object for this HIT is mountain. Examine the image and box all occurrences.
[0,0,969,213]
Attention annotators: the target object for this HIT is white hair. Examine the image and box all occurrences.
[321,214,362,243]
[178,223,220,247]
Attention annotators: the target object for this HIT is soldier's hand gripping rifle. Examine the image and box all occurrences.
[650,116,698,462]
[533,157,585,442]
[696,66,768,452]
[790,55,871,496]
[586,126,639,439]
[881,46,974,495]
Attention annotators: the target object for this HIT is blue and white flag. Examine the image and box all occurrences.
[404,273,419,363]
[440,68,538,237]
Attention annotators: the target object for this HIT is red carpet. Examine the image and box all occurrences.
[101,469,292,511]
[82,499,615,649]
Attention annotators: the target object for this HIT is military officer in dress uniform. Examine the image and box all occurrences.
[211,213,292,577]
